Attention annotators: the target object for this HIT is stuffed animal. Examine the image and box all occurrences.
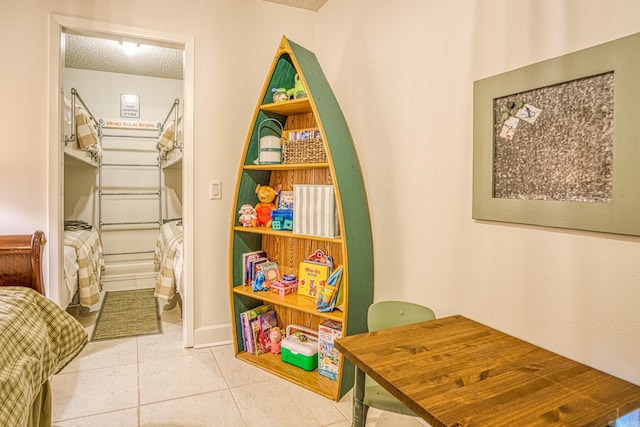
[270,327,284,354]
[238,203,257,227]
[254,183,282,227]
[252,269,268,292]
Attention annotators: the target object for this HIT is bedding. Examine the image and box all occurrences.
[0,287,87,427]
[63,225,104,308]
[63,94,101,161]
[154,220,183,301]
[157,115,183,160]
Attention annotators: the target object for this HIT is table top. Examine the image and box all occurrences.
[334,315,640,427]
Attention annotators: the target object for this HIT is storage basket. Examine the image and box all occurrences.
[283,137,327,164]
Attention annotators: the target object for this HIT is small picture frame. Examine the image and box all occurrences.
[120,93,140,118]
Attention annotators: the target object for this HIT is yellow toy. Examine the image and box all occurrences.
[255,183,282,227]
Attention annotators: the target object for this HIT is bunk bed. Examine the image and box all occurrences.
[154,98,184,310]
[62,88,104,309]
[0,231,88,427]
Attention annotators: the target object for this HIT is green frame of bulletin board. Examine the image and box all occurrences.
[473,32,640,236]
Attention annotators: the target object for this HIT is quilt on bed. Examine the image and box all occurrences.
[154,221,183,300]
[64,228,104,307]
[0,287,88,426]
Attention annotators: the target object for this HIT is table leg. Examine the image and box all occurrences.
[352,366,366,427]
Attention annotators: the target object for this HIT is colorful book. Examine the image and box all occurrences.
[256,309,279,353]
[242,251,267,286]
[277,190,294,210]
[240,304,272,354]
[260,261,281,287]
[297,260,331,298]
[249,257,268,286]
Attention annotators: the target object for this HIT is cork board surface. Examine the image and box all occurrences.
[493,72,614,203]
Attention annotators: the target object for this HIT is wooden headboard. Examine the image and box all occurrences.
[0,231,47,295]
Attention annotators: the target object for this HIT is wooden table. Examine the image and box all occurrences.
[334,315,640,427]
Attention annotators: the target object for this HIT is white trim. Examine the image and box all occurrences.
[192,323,234,348]
[48,13,195,347]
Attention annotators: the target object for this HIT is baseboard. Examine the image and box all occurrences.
[192,322,233,348]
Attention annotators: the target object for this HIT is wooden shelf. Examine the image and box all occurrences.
[243,162,330,171]
[233,226,342,244]
[260,98,312,115]
[229,36,372,402]
[236,351,339,400]
[233,285,344,323]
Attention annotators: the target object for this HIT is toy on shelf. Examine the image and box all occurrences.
[252,268,268,292]
[271,209,293,231]
[272,87,289,103]
[255,183,282,227]
[238,203,257,227]
[287,73,307,99]
[269,327,284,354]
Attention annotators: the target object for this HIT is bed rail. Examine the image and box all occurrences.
[160,98,181,150]
[67,88,99,145]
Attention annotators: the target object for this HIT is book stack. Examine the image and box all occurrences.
[242,251,267,286]
[239,304,280,355]
[242,251,283,290]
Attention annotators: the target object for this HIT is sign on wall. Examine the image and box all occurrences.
[120,93,140,118]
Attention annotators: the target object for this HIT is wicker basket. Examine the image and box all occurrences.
[283,137,327,164]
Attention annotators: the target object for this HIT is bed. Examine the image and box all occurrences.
[154,219,184,309]
[0,231,88,427]
[63,221,104,309]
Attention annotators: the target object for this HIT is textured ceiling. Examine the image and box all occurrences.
[262,0,328,11]
[64,33,184,80]
[64,1,327,78]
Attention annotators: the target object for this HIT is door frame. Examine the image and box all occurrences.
[48,14,195,346]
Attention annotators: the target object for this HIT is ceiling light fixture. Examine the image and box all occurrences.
[122,41,138,56]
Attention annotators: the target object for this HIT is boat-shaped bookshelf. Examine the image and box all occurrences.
[228,36,373,401]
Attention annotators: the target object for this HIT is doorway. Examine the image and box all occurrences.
[49,14,195,346]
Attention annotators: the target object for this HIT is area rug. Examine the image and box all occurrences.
[91,288,163,341]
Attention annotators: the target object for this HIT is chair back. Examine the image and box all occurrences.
[367,300,435,332]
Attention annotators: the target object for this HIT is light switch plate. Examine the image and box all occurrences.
[209,181,221,200]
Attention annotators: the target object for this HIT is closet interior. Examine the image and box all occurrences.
[62,31,185,314]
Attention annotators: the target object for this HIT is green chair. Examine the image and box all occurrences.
[361,300,436,421]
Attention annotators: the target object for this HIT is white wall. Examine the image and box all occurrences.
[1,0,639,386]
[315,0,640,386]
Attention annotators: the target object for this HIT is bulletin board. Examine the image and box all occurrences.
[473,32,640,236]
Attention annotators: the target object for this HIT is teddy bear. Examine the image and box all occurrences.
[238,203,257,227]
[254,183,282,227]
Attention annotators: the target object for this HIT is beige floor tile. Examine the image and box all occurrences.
[61,337,138,373]
[139,389,245,427]
[211,344,280,388]
[137,321,207,363]
[52,408,138,427]
[51,364,138,421]
[231,377,348,427]
[138,352,228,405]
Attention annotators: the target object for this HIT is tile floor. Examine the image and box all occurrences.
[53,282,640,427]
[51,283,429,427]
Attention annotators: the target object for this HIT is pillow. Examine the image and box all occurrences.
[74,106,98,151]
